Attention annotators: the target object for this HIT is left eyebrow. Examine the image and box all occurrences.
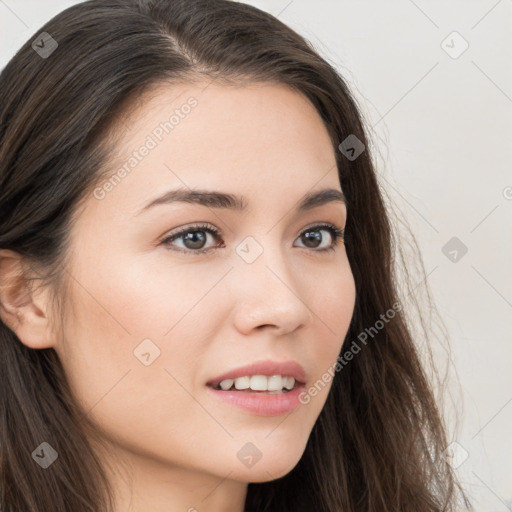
[136,187,346,216]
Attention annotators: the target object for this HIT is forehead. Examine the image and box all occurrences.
[88,80,341,218]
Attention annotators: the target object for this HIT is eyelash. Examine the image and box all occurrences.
[160,222,345,255]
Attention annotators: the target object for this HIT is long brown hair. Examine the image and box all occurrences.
[0,0,472,510]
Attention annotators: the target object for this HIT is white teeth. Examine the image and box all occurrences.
[283,376,295,390]
[267,375,283,391]
[234,376,250,390]
[250,375,268,390]
[216,375,296,392]
[219,379,234,391]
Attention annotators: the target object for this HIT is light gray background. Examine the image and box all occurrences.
[1,1,511,510]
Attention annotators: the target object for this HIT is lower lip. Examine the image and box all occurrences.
[206,384,305,416]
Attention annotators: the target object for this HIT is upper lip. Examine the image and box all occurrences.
[206,359,306,388]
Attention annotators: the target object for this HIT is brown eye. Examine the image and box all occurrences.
[177,230,208,250]
[295,224,345,252]
[161,223,222,254]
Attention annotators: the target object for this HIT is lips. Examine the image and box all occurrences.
[206,359,306,389]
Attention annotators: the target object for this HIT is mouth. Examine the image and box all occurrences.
[205,359,306,395]
[206,374,304,394]
[207,381,300,394]
[204,360,307,416]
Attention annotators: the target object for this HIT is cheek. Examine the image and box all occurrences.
[57,253,216,411]
[56,267,212,459]
[304,265,355,397]
[315,262,356,342]
[64,249,217,341]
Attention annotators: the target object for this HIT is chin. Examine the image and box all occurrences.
[231,450,304,483]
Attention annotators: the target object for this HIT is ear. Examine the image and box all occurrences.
[0,249,56,349]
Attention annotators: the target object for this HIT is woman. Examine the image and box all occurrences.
[0,0,472,510]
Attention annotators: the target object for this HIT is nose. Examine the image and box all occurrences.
[229,243,313,336]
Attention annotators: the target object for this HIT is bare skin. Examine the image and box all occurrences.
[0,81,356,512]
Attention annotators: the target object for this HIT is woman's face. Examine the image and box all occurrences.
[55,81,355,494]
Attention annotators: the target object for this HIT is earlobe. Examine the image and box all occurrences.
[0,249,55,349]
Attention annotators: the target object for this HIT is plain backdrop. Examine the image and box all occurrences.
[1,1,511,510]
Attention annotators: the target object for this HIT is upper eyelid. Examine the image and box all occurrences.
[163,221,343,239]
